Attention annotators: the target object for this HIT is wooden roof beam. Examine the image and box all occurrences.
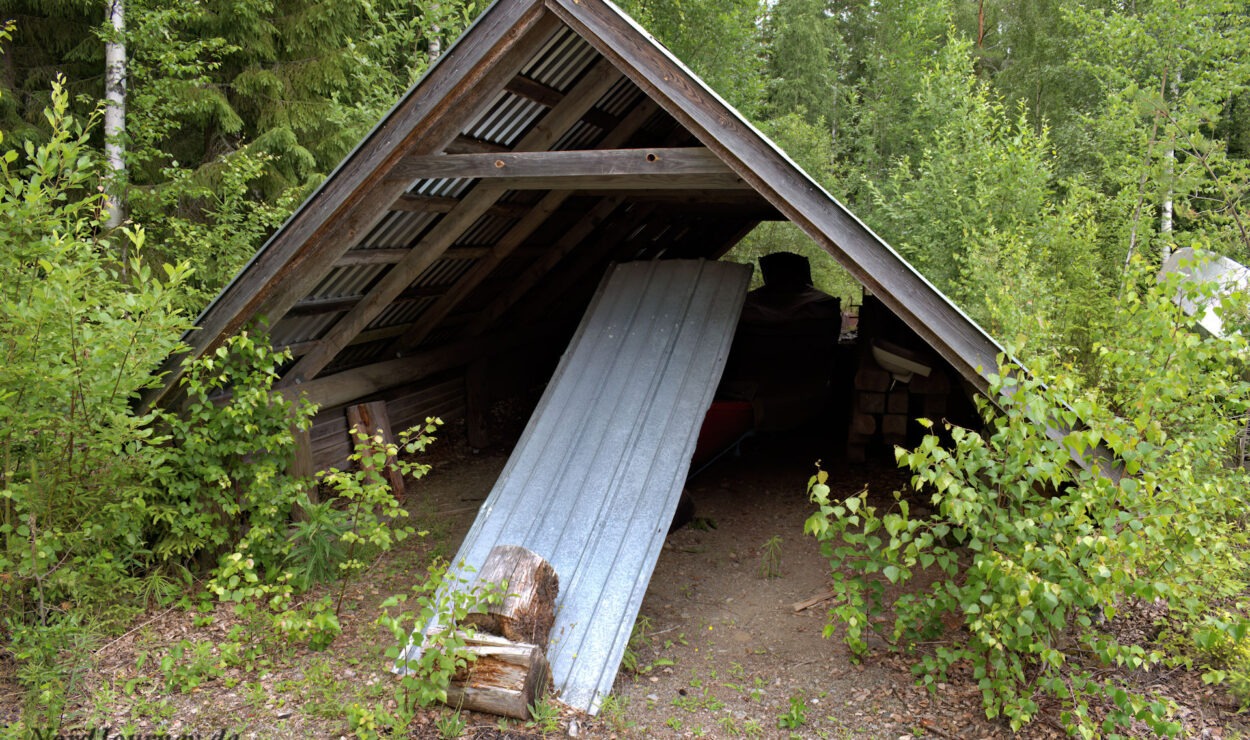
[286,321,568,409]
[466,194,628,335]
[446,134,512,154]
[287,284,456,317]
[279,57,625,387]
[392,147,733,182]
[505,75,620,131]
[508,204,663,326]
[391,194,530,218]
[394,99,661,353]
[333,245,492,267]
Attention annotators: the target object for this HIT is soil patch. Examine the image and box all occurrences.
[3,418,1246,738]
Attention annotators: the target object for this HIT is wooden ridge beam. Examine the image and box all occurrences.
[279,57,624,387]
[391,147,731,182]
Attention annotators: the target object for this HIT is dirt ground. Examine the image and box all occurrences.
[3,413,1247,738]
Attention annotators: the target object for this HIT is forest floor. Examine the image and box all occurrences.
[2,413,1247,739]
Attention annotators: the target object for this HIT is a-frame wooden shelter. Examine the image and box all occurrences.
[144,0,1003,467]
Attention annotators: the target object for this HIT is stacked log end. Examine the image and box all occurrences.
[846,361,950,462]
[442,544,559,720]
[462,544,559,646]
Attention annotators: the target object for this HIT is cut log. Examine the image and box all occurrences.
[462,545,559,646]
[445,631,552,720]
[855,391,885,414]
[849,412,877,436]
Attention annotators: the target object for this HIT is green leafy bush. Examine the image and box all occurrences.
[379,560,504,715]
[320,418,441,616]
[807,260,1249,736]
[0,77,191,630]
[146,329,316,575]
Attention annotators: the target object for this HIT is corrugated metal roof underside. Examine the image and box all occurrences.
[427,259,750,713]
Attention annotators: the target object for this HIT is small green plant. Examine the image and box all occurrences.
[272,596,342,651]
[742,718,765,737]
[158,639,225,693]
[526,696,561,732]
[321,418,442,616]
[778,695,807,729]
[621,614,652,673]
[718,714,741,736]
[1192,613,1250,708]
[758,535,783,578]
[599,694,634,733]
[436,709,467,738]
[379,559,504,723]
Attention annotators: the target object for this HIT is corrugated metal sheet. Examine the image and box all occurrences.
[410,259,750,713]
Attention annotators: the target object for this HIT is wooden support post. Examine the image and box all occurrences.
[288,423,319,521]
[466,359,492,450]
[346,401,405,497]
[444,631,552,720]
[463,544,559,647]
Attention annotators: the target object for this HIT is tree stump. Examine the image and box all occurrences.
[462,545,559,647]
[445,631,552,720]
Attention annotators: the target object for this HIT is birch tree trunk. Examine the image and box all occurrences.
[103,0,127,235]
[1160,69,1180,262]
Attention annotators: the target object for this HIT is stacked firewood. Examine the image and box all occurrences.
[444,545,559,720]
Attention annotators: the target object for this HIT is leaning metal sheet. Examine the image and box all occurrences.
[432,259,749,713]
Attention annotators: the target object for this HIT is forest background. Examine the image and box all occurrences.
[3,0,1250,736]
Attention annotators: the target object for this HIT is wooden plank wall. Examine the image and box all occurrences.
[309,373,466,470]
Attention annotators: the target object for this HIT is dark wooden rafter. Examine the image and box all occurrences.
[284,322,569,409]
[140,2,561,410]
[287,284,457,317]
[546,0,1003,393]
[597,190,784,221]
[505,75,619,130]
[279,56,625,386]
[333,246,492,267]
[397,98,661,352]
[508,204,663,327]
[391,194,530,218]
[393,189,573,353]
[446,135,512,154]
[466,194,628,335]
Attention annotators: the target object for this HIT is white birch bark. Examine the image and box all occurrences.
[1160,70,1180,262]
[104,0,127,232]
